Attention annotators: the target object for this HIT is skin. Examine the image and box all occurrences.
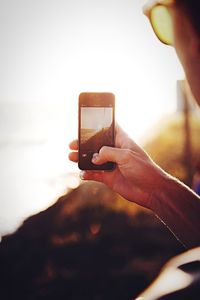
[69,4,200,248]
[69,124,168,209]
[171,5,200,105]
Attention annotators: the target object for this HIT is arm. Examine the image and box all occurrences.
[152,174,200,248]
[69,124,200,248]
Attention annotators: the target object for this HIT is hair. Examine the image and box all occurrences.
[175,1,200,36]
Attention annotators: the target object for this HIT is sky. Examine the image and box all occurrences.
[0,0,184,236]
[0,0,184,141]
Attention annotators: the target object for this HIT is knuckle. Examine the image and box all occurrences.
[122,149,133,162]
[99,146,109,155]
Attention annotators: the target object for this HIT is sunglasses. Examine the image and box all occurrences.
[143,0,175,45]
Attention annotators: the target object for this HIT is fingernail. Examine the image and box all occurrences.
[80,171,86,180]
[92,153,99,162]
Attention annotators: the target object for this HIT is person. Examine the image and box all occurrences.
[69,0,200,298]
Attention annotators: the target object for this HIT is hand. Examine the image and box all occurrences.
[68,124,167,210]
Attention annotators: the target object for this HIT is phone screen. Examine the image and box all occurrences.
[78,93,115,170]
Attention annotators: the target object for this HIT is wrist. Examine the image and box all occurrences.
[148,168,176,213]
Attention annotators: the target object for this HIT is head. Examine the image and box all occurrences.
[143,0,200,107]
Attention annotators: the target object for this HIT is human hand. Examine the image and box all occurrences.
[68,124,167,210]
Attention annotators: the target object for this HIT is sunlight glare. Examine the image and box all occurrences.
[0,0,185,235]
[66,173,80,189]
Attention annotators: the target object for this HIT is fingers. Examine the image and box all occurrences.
[68,140,78,162]
[68,151,78,162]
[92,146,131,166]
[80,170,104,181]
[80,170,114,187]
[69,139,78,150]
[68,126,144,157]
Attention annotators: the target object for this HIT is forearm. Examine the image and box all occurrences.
[151,173,200,249]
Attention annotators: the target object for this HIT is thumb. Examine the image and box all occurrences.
[92,146,130,165]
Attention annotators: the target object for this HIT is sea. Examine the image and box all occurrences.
[0,101,79,239]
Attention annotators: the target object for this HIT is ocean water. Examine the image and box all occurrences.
[0,101,79,238]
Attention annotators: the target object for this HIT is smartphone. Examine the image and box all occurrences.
[78,92,115,170]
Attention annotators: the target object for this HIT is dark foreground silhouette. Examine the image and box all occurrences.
[0,182,183,300]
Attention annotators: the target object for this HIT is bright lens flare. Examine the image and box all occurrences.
[151,5,173,45]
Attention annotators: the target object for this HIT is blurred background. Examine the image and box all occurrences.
[0,0,186,236]
[0,0,200,299]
